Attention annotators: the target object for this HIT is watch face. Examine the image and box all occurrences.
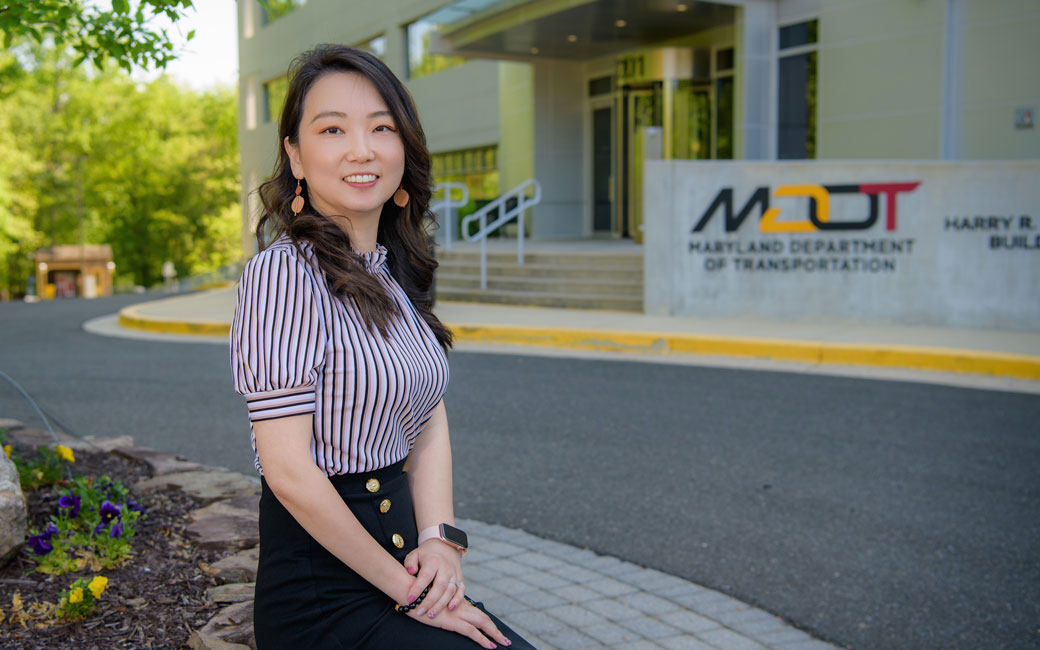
[441,524,468,549]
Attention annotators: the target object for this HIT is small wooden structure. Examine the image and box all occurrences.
[33,245,115,299]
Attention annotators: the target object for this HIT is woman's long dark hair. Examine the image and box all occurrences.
[256,44,452,350]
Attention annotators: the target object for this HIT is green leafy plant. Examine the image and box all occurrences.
[10,444,74,490]
[26,475,144,575]
[0,0,195,72]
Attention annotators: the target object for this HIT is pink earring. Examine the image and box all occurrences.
[291,179,305,215]
[393,186,409,208]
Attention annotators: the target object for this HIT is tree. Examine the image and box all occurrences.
[0,0,195,72]
[0,46,241,294]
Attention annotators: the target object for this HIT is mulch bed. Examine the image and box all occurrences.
[1,447,224,649]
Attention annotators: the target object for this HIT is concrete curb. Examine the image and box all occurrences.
[116,303,1040,381]
[451,324,1040,381]
[118,300,231,337]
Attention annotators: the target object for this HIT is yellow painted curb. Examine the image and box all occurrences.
[191,281,235,292]
[118,304,231,338]
[449,324,1040,381]
[113,303,1040,381]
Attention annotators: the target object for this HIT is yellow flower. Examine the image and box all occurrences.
[87,576,108,599]
[55,445,75,463]
[3,445,10,458]
[68,588,84,604]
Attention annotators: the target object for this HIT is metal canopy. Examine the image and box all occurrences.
[437,0,736,61]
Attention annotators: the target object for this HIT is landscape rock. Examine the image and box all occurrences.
[187,491,260,551]
[190,493,259,521]
[206,582,255,604]
[187,513,259,551]
[188,629,252,650]
[135,470,259,505]
[0,452,27,564]
[197,600,255,649]
[0,418,25,431]
[6,427,81,449]
[80,434,135,451]
[3,427,130,453]
[209,546,260,584]
[116,446,207,475]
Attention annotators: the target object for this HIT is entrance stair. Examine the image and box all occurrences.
[434,242,643,311]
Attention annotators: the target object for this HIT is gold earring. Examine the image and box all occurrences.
[393,186,409,208]
[291,179,305,215]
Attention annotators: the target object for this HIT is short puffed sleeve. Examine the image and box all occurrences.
[230,247,327,422]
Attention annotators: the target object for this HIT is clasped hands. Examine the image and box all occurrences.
[403,539,511,648]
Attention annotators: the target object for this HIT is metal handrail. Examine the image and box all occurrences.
[430,182,469,251]
[460,178,542,290]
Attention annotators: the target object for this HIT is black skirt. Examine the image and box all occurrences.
[254,459,536,649]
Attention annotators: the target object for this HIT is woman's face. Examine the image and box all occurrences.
[285,71,405,230]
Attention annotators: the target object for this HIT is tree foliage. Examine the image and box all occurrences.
[0,46,241,295]
[0,0,195,73]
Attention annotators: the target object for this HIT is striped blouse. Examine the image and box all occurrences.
[229,234,449,476]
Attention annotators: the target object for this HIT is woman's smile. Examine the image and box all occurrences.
[344,173,378,186]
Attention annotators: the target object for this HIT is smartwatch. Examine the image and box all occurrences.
[418,523,468,556]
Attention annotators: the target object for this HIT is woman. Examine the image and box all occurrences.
[230,45,535,649]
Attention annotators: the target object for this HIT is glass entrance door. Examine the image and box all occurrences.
[672,81,712,160]
[620,84,661,241]
[592,106,613,234]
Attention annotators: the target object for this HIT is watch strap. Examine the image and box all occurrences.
[417,525,441,546]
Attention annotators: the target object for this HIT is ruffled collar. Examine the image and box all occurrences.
[355,244,388,272]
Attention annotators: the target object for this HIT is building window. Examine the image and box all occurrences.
[779,20,818,50]
[358,34,386,59]
[407,9,466,79]
[263,76,289,124]
[778,19,818,159]
[261,0,306,25]
[715,47,735,73]
[588,76,613,97]
[431,145,499,219]
[713,47,735,159]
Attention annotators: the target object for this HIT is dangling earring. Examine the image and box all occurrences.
[291,178,305,215]
[393,186,409,208]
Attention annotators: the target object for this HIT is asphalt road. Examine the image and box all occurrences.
[1,294,1038,650]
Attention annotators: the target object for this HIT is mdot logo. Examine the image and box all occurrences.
[692,182,921,233]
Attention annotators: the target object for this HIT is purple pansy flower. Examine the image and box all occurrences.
[109,522,123,539]
[99,500,121,524]
[126,499,144,513]
[58,492,81,518]
[43,523,59,537]
[27,533,53,555]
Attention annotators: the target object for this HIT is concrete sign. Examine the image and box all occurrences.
[644,160,1040,330]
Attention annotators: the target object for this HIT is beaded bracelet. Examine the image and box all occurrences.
[393,585,431,614]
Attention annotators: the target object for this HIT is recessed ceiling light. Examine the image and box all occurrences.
[616,19,627,28]
[677,3,688,11]
[567,34,578,42]
[530,47,539,55]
